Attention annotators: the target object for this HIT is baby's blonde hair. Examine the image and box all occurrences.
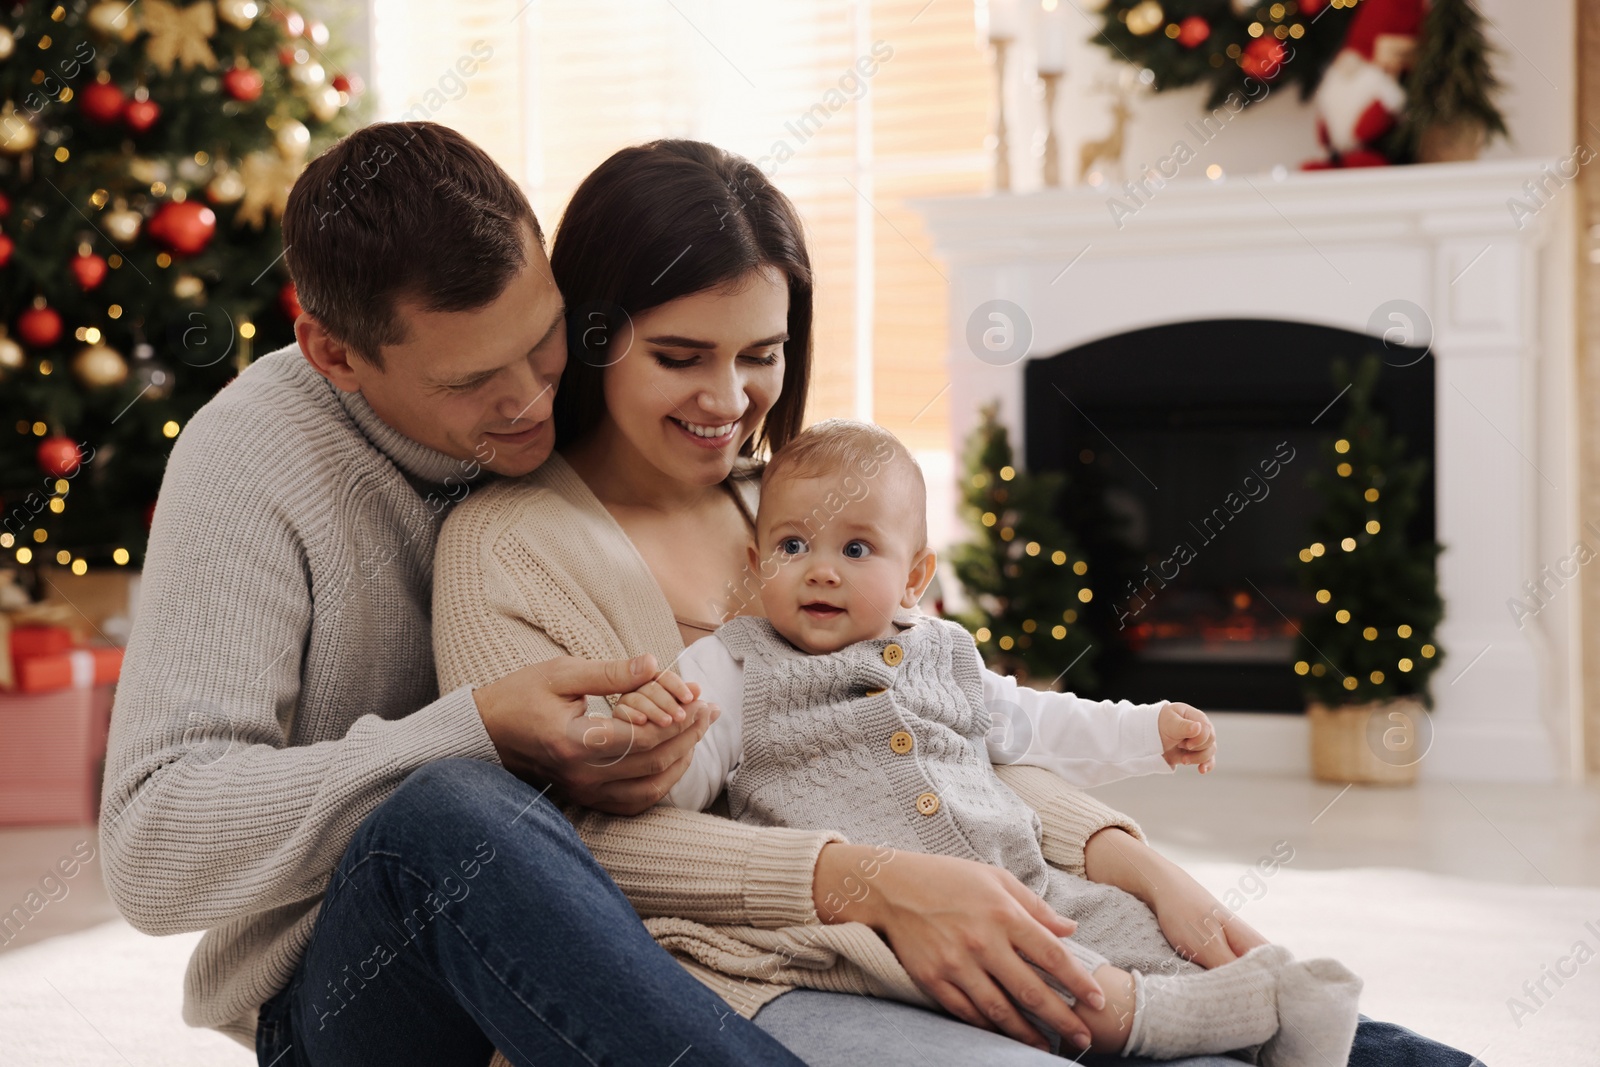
[761,419,927,548]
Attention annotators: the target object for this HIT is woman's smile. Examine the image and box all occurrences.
[669,416,741,449]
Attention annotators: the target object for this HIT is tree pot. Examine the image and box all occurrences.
[1308,697,1428,785]
[1417,120,1486,163]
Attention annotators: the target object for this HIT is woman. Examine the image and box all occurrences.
[433,140,1473,1065]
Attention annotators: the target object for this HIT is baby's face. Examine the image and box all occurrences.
[753,470,931,655]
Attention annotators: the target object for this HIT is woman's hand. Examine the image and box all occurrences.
[1082,828,1268,969]
[472,654,715,814]
[813,843,1104,1052]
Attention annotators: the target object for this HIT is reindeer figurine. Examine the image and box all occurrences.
[1077,77,1135,185]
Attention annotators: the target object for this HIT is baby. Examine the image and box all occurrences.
[634,419,1361,1063]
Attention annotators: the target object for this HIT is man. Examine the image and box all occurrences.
[99,121,809,1066]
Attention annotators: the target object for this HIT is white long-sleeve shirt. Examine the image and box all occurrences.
[666,631,1172,812]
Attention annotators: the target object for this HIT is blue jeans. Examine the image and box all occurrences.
[255,758,805,1066]
[258,759,1482,1067]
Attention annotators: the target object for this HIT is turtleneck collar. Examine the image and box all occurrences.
[327,371,478,488]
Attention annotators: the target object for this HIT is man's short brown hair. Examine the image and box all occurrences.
[282,121,541,367]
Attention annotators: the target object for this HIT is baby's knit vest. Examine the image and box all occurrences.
[718,613,1054,897]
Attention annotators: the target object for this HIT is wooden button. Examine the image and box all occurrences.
[889,731,914,754]
[915,791,940,816]
[865,687,887,697]
[882,643,904,666]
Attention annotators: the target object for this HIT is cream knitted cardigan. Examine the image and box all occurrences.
[432,452,1147,1018]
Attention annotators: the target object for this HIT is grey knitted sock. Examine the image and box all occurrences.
[1260,956,1363,1067]
[1122,944,1289,1059]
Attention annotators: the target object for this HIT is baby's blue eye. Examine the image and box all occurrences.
[843,540,871,560]
[778,537,806,556]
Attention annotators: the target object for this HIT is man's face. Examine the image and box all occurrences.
[331,225,566,478]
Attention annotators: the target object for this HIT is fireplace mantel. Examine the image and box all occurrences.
[914,159,1575,783]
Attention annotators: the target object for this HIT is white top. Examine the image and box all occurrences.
[666,632,1172,812]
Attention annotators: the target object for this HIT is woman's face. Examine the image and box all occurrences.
[598,266,789,486]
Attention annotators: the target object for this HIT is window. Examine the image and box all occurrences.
[372,0,989,455]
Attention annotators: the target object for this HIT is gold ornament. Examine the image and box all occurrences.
[0,334,23,373]
[289,60,326,89]
[86,1,140,42]
[235,150,303,230]
[128,156,173,185]
[173,274,205,300]
[104,205,143,243]
[0,26,14,60]
[216,0,260,31]
[274,118,310,160]
[207,165,245,204]
[142,0,218,75]
[0,103,38,155]
[73,343,129,388]
[1127,0,1165,35]
[308,85,342,123]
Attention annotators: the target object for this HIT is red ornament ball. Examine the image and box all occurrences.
[331,72,363,97]
[0,192,10,218]
[1177,16,1211,49]
[124,98,161,132]
[37,437,82,479]
[0,233,11,268]
[1241,36,1288,80]
[80,82,128,124]
[70,252,108,291]
[17,305,63,347]
[279,280,303,320]
[144,499,157,529]
[223,67,264,103]
[147,201,218,257]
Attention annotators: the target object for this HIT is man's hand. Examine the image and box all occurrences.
[471,654,716,815]
[1158,702,1216,773]
[815,844,1104,1053]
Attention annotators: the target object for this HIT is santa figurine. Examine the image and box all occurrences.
[1305,0,1426,168]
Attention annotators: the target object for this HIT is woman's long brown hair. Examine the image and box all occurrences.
[549,140,814,458]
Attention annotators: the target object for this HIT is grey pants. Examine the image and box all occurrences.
[753,989,1241,1066]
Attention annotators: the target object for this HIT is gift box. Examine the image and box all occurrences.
[12,645,124,694]
[0,684,115,825]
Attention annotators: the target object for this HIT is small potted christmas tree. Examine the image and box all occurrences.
[1295,356,1445,784]
[1401,0,1508,162]
[950,404,1098,692]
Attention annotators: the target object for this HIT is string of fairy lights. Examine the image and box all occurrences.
[1293,434,1435,691]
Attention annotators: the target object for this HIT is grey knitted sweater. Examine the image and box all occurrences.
[97,348,503,1045]
[720,614,1053,890]
[716,614,1196,976]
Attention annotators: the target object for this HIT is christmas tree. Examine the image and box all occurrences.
[1397,0,1507,157]
[0,1,364,576]
[1095,0,1359,109]
[1293,355,1444,707]
[950,404,1098,691]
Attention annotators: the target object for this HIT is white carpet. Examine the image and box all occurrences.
[1,863,1595,1065]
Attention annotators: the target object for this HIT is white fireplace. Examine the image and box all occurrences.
[915,159,1577,783]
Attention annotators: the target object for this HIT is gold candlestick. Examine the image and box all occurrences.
[990,37,1012,192]
[1039,70,1063,188]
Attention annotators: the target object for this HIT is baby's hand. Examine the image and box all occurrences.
[611,668,705,727]
[1159,702,1216,774]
